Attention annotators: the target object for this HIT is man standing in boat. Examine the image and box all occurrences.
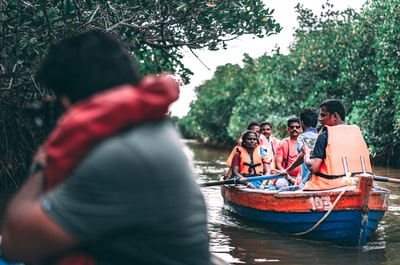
[0,30,212,265]
[302,99,373,190]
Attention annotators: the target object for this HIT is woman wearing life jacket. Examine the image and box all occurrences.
[231,130,271,189]
[302,99,372,190]
[223,121,267,179]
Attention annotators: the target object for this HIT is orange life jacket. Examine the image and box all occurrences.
[303,125,372,190]
[236,146,264,176]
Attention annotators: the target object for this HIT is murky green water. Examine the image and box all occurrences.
[1,140,398,265]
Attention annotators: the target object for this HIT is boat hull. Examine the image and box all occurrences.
[221,175,389,246]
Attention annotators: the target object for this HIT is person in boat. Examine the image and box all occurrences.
[0,30,212,265]
[224,121,268,179]
[277,107,319,187]
[236,121,268,150]
[230,130,271,189]
[302,99,373,190]
[259,121,280,173]
[273,117,302,189]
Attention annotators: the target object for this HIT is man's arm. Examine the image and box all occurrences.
[231,153,244,179]
[263,160,271,175]
[303,154,323,173]
[1,171,78,264]
[283,153,304,173]
[274,143,284,171]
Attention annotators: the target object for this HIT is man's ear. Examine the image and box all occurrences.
[333,112,339,120]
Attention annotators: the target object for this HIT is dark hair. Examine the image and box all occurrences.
[260,121,272,128]
[35,30,141,103]
[320,99,346,121]
[240,130,259,147]
[287,117,300,127]
[299,107,318,127]
[246,121,260,130]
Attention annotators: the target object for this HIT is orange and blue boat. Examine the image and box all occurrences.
[220,174,390,246]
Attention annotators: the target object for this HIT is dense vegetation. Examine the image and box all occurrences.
[178,0,400,168]
[0,0,281,190]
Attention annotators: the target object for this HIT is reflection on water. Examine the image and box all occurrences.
[183,140,400,265]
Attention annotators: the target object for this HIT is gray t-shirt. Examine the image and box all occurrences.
[41,120,210,265]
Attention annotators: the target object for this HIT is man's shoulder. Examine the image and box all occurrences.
[70,119,189,181]
[301,130,318,139]
[112,120,176,142]
[276,137,288,147]
[298,131,318,149]
[87,120,179,160]
[271,137,280,143]
[276,137,289,152]
[315,130,328,146]
[280,137,289,142]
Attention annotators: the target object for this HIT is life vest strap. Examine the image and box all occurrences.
[243,162,262,168]
[315,171,374,179]
[242,174,263,177]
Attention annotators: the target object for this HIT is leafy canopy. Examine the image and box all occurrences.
[0,0,281,188]
[181,0,400,167]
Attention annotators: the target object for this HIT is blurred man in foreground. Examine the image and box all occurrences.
[1,30,211,265]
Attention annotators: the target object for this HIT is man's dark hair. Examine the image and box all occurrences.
[287,117,300,127]
[320,99,346,121]
[260,121,272,128]
[247,121,260,130]
[35,30,141,103]
[299,107,318,127]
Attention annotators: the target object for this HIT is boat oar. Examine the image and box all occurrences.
[199,174,285,187]
[374,175,400,184]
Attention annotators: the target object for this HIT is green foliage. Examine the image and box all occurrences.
[0,0,281,187]
[348,0,400,167]
[173,115,197,139]
[227,53,298,140]
[186,63,244,146]
[184,0,400,167]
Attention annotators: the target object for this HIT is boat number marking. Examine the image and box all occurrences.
[309,196,332,210]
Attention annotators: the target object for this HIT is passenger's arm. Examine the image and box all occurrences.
[1,171,79,264]
[231,154,255,188]
[259,162,272,189]
[231,165,244,179]
[274,144,284,171]
[304,155,323,173]
[285,152,304,173]
[263,161,271,176]
[295,167,302,185]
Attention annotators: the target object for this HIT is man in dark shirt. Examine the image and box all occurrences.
[301,99,371,191]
